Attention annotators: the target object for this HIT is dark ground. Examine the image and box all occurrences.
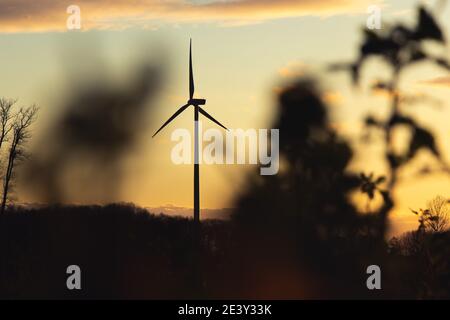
[0,203,448,299]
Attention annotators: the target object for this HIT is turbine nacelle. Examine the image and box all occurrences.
[189,98,206,106]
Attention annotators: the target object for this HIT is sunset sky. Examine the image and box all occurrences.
[0,0,449,236]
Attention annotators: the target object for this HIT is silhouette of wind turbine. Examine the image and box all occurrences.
[152,39,228,223]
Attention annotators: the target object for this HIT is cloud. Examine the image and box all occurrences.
[418,76,450,87]
[0,0,378,33]
[147,204,232,220]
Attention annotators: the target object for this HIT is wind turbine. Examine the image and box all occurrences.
[152,39,228,223]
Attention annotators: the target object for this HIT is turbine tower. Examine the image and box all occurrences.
[152,39,228,223]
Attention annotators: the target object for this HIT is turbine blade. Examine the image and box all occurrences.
[189,39,195,99]
[152,104,190,138]
[198,107,228,131]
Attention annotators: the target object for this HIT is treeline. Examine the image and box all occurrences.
[0,98,38,213]
[0,202,448,299]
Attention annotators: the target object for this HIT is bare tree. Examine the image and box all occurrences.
[426,195,449,232]
[1,105,38,214]
[411,195,449,233]
[0,98,15,151]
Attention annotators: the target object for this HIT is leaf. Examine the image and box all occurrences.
[387,153,403,169]
[434,58,450,70]
[375,176,386,184]
[407,126,440,160]
[388,114,415,127]
[414,6,444,42]
[365,115,381,128]
[410,49,426,62]
[363,29,381,42]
